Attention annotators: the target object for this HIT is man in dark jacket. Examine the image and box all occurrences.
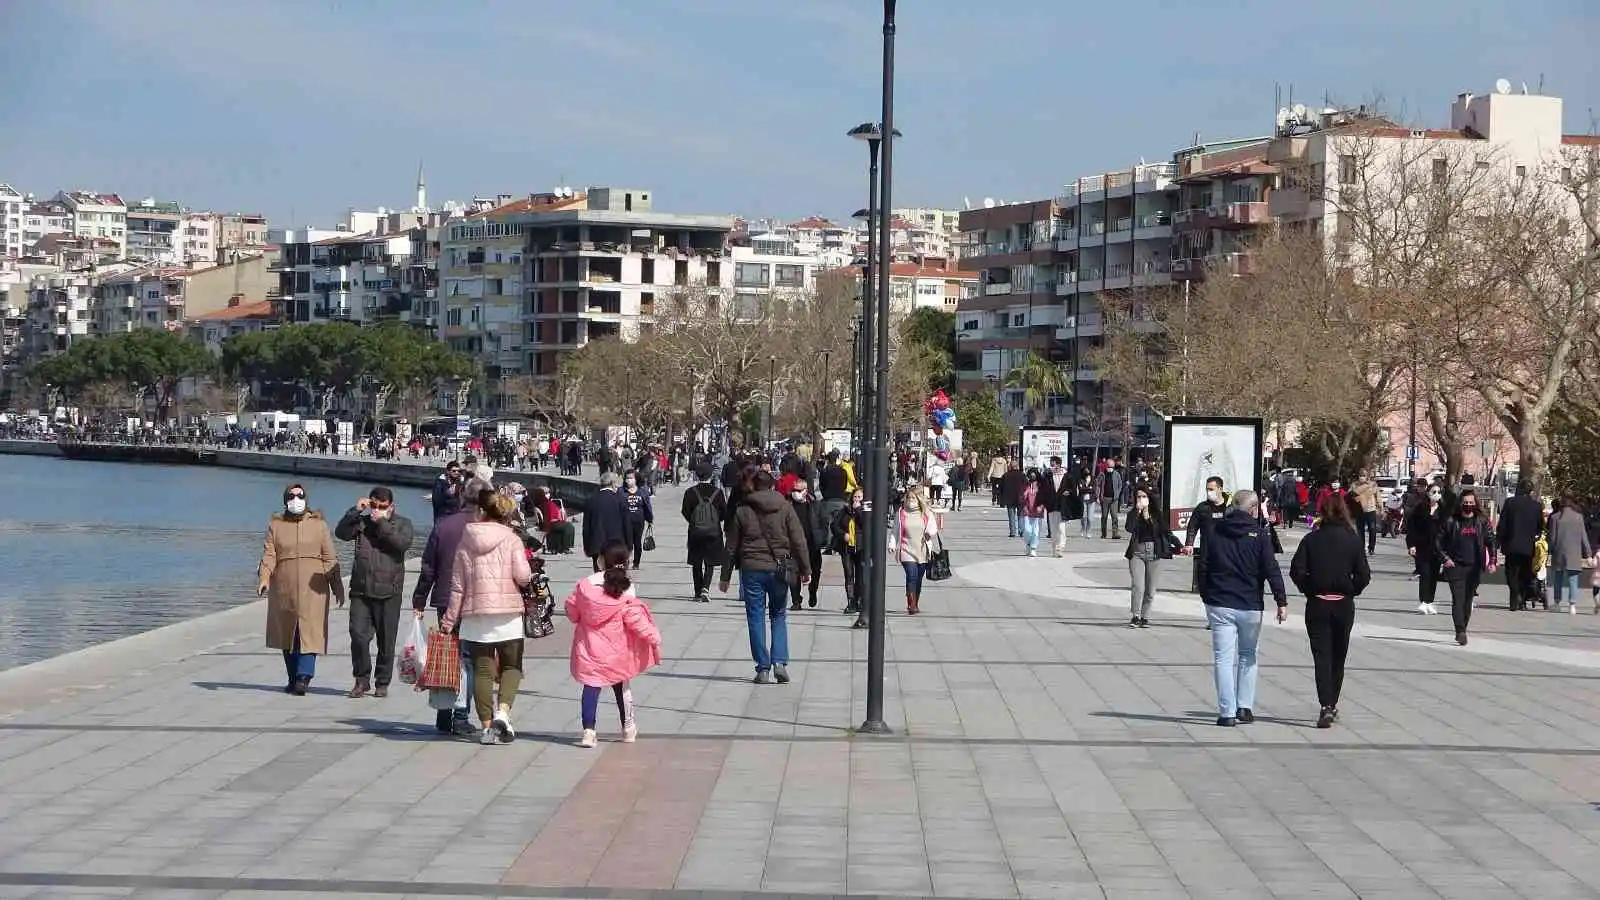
[1099,462,1126,540]
[1496,480,1543,611]
[998,460,1025,538]
[1200,490,1287,728]
[1438,489,1497,645]
[431,460,464,520]
[719,471,811,685]
[1183,476,1228,593]
[336,486,416,699]
[410,485,484,735]
[818,450,850,501]
[582,472,635,572]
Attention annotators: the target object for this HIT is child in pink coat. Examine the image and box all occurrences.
[566,539,662,747]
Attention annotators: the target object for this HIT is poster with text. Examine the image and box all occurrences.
[1018,427,1072,473]
[1161,417,1263,541]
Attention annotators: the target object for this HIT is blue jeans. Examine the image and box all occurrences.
[1021,516,1042,552]
[282,630,317,681]
[1006,506,1020,537]
[1206,605,1263,718]
[740,569,789,671]
[903,561,927,595]
[1553,569,1582,608]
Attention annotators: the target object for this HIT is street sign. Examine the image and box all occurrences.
[1405,444,1419,461]
[1477,440,1494,459]
[455,415,471,438]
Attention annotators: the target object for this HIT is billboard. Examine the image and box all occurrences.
[822,429,853,456]
[1018,426,1072,473]
[1161,417,1264,541]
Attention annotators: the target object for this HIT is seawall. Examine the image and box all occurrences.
[0,439,599,507]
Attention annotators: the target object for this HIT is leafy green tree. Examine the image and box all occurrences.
[104,329,215,421]
[954,391,1010,458]
[899,307,955,392]
[1004,351,1071,424]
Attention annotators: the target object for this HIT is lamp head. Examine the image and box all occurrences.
[851,208,872,220]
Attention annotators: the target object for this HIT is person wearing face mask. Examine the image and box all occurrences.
[1183,477,1227,594]
[336,486,417,699]
[894,483,941,615]
[1405,483,1447,614]
[621,472,654,570]
[1124,487,1180,627]
[1313,479,1346,524]
[1435,488,1498,645]
[259,485,345,696]
[785,481,828,610]
[832,489,870,621]
[1495,479,1545,612]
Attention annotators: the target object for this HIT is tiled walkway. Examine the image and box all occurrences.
[2,489,1599,899]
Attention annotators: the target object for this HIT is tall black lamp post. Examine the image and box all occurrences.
[766,354,777,450]
[859,0,899,735]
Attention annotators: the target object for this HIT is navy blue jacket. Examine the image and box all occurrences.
[1201,509,1287,610]
[582,488,635,558]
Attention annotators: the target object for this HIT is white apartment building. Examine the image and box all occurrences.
[731,234,822,319]
[0,184,23,259]
[55,191,128,260]
[890,207,961,260]
[19,199,71,251]
[275,231,413,325]
[181,213,218,266]
[124,199,183,264]
[25,271,94,356]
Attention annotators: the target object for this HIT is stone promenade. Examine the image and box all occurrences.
[1,488,1599,899]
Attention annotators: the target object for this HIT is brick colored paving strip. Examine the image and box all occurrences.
[500,739,728,889]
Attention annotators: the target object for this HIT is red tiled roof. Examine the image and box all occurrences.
[468,193,588,220]
[194,300,276,321]
[789,216,836,230]
[1563,134,1600,146]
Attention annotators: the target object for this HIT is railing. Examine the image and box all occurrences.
[1078,175,1106,194]
[1111,217,1133,233]
[1083,221,1106,237]
[1106,172,1133,189]
[1138,212,1171,228]
[1079,267,1104,281]
[1106,263,1130,280]
[983,282,1013,295]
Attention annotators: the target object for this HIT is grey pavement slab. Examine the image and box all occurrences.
[0,487,1598,899]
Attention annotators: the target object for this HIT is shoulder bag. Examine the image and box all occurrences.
[751,506,797,586]
[927,534,952,582]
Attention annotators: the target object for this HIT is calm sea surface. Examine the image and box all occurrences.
[0,455,435,671]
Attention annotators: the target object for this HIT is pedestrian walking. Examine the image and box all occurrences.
[1496,480,1543,611]
[1406,484,1447,614]
[441,492,533,745]
[410,479,489,736]
[335,486,416,700]
[1547,494,1593,615]
[258,484,345,696]
[999,460,1024,538]
[786,480,828,610]
[582,472,635,573]
[720,471,811,684]
[621,472,654,569]
[1183,477,1227,594]
[895,483,941,615]
[832,488,868,619]
[681,464,727,603]
[1019,469,1047,557]
[1289,494,1371,728]
[1437,488,1497,645]
[1200,490,1287,727]
[1099,461,1126,540]
[567,540,662,748]
[1124,485,1179,628]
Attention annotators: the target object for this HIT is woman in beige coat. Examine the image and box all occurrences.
[258,484,345,695]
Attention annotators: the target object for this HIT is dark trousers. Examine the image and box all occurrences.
[1503,552,1534,609]
[349,593,403,686]
[629,518,649,567]
[1359,512,1378,553]
[1417,554,1441,604]
[1100,501,1123,539]
[1446,569,1482,633]
[790,542,823,606]
[950,487,964,510]
[690,559,715,595]
[1304,596,1355,709]
[841,548,861,607]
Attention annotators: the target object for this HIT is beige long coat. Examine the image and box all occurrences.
[258,511,344,654]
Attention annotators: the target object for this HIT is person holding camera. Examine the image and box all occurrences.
[432,460,465,520]
[336,487,416,699]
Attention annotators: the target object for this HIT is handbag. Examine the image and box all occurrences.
[418,629,460,691]
[642,524,656,553]
[926,535,952,582]
[522,571,555,639]
[751,507,797,586]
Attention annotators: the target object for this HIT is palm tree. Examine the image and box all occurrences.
[1004,352,1072,425]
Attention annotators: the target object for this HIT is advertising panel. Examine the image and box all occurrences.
[1018,426,1072,473]
[1161,417,1264,541]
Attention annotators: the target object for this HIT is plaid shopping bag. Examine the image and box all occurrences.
[418,629,461,692]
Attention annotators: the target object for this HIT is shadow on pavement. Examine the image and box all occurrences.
[192,680,345,697]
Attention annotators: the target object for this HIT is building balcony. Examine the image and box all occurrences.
[1132,260,1172,286]
[1171,257,1204,281]
[1267,188,1311,219]
[983,282,1013,296]
[1056,273,1078,296]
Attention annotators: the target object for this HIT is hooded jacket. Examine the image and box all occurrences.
[1200,509,1287,611]
[565,572,662,686]
[721,489,811,582]
[1289,522,1371,599]
[412,509,472,613]
[442,521,532,631]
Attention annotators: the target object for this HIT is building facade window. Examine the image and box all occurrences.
[774,264,805,287]
[735,262,770,288]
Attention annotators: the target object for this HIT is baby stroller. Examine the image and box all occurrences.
[521,538,557,638]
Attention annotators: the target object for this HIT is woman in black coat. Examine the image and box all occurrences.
[786,481,829,610]
[680,466,727,603]
[1289,494,1371,729]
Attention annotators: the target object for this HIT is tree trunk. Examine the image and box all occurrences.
[1425,391,1466,484]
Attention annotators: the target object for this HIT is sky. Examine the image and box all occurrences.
[2,0,1596,229]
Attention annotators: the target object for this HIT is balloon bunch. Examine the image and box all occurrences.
[923,390,957,460]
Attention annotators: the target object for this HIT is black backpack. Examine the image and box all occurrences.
[689,486,722,537]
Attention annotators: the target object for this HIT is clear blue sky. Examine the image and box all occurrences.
[2,0,1595,228]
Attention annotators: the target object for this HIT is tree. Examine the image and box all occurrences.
[105,328,216,421]
[899,307,955,392]
[954,391,1010,458]
[1004,351,1071,425]
[771,270,859,442]
[649,281,780,441]
[503,374,581,432]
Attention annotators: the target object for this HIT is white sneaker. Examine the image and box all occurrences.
[622,723,638,743]
[579,728,598,748]
[1426,602,1439,615]
[1027,549,1037,558]
[1570,603,1577,616]
[1416,602,1430,615]
[479,727,497,745]
[492,705,515,743]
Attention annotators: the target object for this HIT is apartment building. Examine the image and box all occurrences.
[25,271,94,356]
[518,187,735,378]
[0,184,22,259]
[19,199,71,251]
[26,233,120,270]
[1170,138,1276,281]
[188,298,278,355]
[94,265,190,334]
[180,213,218,265]
[124,199,183,264]
[214,213,270,252]
[730,231,824,317]
[275,230,413,325]
[55,191,128,260]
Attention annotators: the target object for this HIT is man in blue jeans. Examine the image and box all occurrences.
[720,471,813,684]
[1197,489,1287,727]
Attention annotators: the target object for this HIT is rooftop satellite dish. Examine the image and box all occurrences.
[1275,107,1292,129]
[1291,103,1308,122]
[1494,78,1512,95]
[982,198,996,209]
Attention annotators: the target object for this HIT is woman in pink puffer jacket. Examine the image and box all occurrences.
[566,539,661,747]
[443,493,532,745]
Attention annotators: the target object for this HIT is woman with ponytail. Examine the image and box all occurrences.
[565,539,662,748]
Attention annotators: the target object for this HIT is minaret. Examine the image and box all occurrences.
[415,162,427,212]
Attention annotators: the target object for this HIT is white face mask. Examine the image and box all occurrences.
[1331,482,1341,490]
[1206,489,1221,503]
[285,498,307,515]
[1136,497,1149,510]
[1428,491,1442,502]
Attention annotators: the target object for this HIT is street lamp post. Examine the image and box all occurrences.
[851,315,863,457]
[860,0,898,735]
[766,354,777,449]
[821,349,832,441]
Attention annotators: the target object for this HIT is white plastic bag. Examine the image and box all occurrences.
[398,616,427,686]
